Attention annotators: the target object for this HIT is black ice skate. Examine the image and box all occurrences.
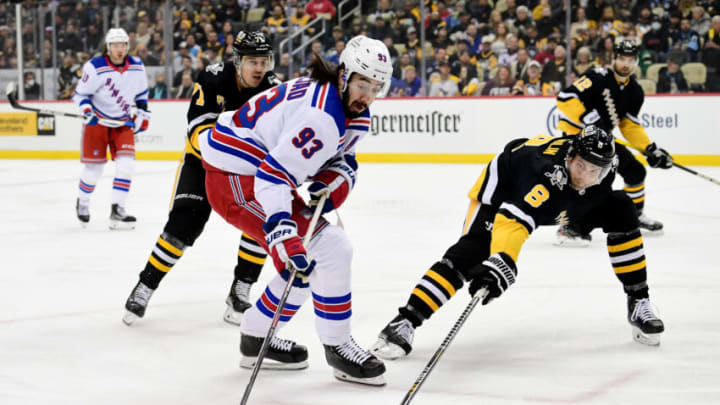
[110,204,136,230]
[370,314,415,360]
[324,336,386,386]
[554,224,592,247]
[223,279,253,325]
[628,297,664,346]
[76,198,90,227]
[638,212,664,236]
[123,281,154,325]
[240,334,308,370]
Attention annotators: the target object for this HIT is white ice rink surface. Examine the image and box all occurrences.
[1,160,719,405]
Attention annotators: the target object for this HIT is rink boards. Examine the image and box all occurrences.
[1,95,719,165]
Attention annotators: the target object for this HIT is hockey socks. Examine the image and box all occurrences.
[77,163,104,203]
[235,233,267,283]
[139,232,186,289]
[406,260,465,324]
[623,182,645,212]
[111,156,134,208]
[607,229,648,296]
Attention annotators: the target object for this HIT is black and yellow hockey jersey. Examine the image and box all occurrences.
[556,66,651,151]
[468,135,616,262]
[185,62,280,158]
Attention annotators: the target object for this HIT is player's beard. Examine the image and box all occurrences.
[612,61,632,78]
[341,91,367,119]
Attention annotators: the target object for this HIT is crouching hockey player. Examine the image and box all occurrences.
[372,126,665,363]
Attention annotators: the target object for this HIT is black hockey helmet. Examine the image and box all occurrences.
[613,39,638,58]
[569,125,616,168]
[233,31,273,58]
[232,31,274,72]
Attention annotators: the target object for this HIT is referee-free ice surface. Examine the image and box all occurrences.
[1,160,719,405]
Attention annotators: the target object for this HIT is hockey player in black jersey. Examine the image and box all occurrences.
[124,32,281,326]
[371,126,665,360]
[555,40,673,245]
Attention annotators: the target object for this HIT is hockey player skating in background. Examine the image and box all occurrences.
[72,28,150,229]
[555,40,673,246]
[199,35,392,385]
[123,32,279,326]
[372,126,665,362]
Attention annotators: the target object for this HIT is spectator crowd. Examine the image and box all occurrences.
[2,0,719,100]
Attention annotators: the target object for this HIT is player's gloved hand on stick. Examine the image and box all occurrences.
[645,143,673,169]
[132,108,151,134]
[82,108,98,126]
[308,155,357,214]
[468,253,517,304]
[264,214,316,278]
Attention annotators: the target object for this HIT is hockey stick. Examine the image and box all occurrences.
[400,287,490,405]
[672,162,720,186]
[615,139,720,187]
[5,82,132,127]
[240,193,328,405]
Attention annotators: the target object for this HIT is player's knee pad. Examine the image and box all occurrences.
[81,163,104,183]
[159,231,187,251]
[115,155,135,178]
[164,204,212,246]
[308,224,352,276]
[601,191,640,233]
[433,259,466,288]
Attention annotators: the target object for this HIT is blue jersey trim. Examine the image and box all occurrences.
[322,83,346,137]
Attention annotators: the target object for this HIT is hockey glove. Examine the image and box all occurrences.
[132,108,151,135]
[645,143,673,169]
[308,155,357,214]
[468,253,517,305]
[82,108,99,126]
[264,215,316,277]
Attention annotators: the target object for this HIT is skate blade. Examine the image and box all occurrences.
[333,369,386,386]
[631,326,661,346]
[79,222,88,229]
[553,236,591,248]
[223,306,243,326]
[370,338,407,360]
[122,311,139,326]
[240,356,308,370]
[640,228,664,237]
[110,220,136,230]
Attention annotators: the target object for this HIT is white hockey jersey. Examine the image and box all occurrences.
[199,76,370,221]
[72,55,149,127]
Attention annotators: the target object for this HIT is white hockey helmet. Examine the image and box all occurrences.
[105,28,129,46]
[339,35,393,97]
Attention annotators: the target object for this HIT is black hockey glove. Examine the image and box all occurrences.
[645,143,673,169]
[468,253,517,305]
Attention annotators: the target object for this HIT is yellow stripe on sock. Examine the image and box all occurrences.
[632,196,645,204]
[426,270,457,296]
[157,237,183,257]
[149,256,172,272]
[238,249,267,265]
[608,237,643,253]
[624,184,644,192]
[412,288,439,311]
[614,260,646,274]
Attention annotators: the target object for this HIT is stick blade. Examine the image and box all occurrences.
[6,81,18,106]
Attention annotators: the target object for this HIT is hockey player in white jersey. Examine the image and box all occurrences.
[199,35,391,386]
[72,28,151,229]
